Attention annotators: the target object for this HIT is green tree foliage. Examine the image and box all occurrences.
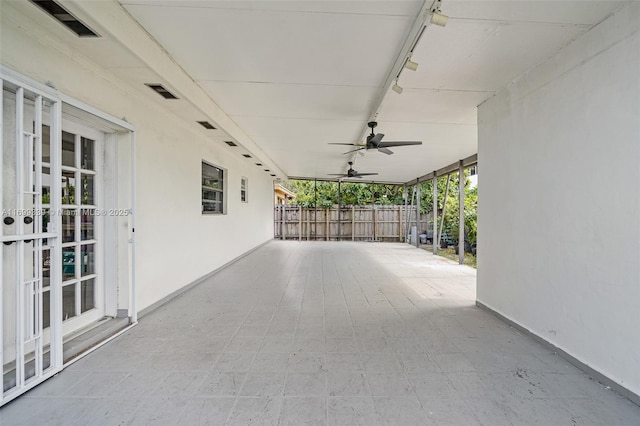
[282,171,478,244]
[284,180,405,207]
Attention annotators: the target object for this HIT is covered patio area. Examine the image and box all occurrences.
[1,241,637,425]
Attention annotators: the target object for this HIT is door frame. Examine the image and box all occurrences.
[1,66,137,406]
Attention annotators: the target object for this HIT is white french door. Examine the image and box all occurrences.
[2,84,62,403]
[1,74,116,406]
[57,120,105,336]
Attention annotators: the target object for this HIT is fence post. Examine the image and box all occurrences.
[351,206,355,241]
[298,205,302,241]
[398,205,403,242]
[326,209,330,241]
[373,207,377,241]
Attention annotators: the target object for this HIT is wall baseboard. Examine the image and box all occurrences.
[476,300,639,407]
[138,239,272,319]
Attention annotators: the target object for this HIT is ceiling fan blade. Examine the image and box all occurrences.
[369,133,384,146]
[378,147,394,155]
[377,141,422,147]
[354,173,378,177]
[327,173,348,177]
[342,147,366,155]
[328,143,365,146]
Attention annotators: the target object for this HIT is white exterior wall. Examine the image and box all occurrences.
[1,13,275,312]
[478,4,640,396]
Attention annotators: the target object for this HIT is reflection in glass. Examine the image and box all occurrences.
[62,171,76,204]
[43,290,51,329]
[62,210,75,243]
[62,247,75,281]
[42,167,51,205]
[80,210,94,241]
[42,208,51,245]
[81,244,95,277]
[81,137,94,170]
[81,279,96,313]
[62,284,76,321]
[62,131,75,167]
[42,125,51,164]
[81,174,94,205]
[42,249,50,287]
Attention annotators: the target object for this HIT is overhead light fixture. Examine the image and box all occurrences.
[431,12,449,27]
[430,0,449,27]
[404,59,419,71]
[392,81,403,94]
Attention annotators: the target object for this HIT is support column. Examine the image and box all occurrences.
[338,180,341,241]
[432,173,438,255]
[458,160,465,265]
[415,179,420,248]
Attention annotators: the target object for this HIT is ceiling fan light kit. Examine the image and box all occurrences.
[392,82,404,94]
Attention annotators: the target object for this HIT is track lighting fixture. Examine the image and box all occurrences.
[430,0,449,27]
[392,81,403,94]
[404,59,419,71]
[431,11,449,27]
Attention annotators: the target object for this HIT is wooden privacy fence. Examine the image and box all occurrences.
[274,205,432,242]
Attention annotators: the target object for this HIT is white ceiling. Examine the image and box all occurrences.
[16,0,628,184]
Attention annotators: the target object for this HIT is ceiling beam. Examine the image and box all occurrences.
[404,153,477,186]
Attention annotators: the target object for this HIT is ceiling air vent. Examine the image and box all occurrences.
[224,141,238,147]
[145,84,178,99]
[270,174,276,177]
[242,154,252,158]
[197,121,216,130]
[255,163,263,166]
[264,169,270,172]
[30,1,99,37]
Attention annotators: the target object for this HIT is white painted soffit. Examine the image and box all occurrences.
[61,0,287,178]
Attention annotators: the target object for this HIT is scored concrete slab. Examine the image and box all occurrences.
[1,241,639,425]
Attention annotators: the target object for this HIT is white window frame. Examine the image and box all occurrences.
[202,160,226,215]
[241,177,248,203]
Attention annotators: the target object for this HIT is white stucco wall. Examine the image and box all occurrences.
[477,4,640,396]
[1,8,275,312]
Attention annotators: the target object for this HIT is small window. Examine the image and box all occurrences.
[202,161,225,214]
[241,177,248,203]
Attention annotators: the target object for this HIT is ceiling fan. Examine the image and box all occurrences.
[328,162,378,179]
[329,121,422,155]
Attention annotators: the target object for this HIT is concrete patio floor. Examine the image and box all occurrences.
[1,241,639,425]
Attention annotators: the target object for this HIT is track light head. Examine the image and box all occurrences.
[430,11,449,27]
[392,82,403,94]
[404,59,419,71]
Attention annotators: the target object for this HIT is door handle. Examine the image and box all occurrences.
[3,241,14,245]
[4,217,14,225]
[24,217,33,225]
